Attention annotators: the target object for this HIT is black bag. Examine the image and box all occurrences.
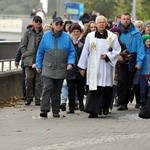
[139,105,150,119]
[139,88,150,119]
[128,52,137,72]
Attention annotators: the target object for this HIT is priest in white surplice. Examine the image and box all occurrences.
[78,15,121,118]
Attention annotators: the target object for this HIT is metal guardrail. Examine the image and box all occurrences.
[0,59,21,72]
[0,14,52,20]
[0,14,30,19]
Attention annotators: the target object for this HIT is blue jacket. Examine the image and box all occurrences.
[141,47,150,76]
[36,30,75,79]
[118,22,145,67]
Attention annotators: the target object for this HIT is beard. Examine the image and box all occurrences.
[122,24,130,30]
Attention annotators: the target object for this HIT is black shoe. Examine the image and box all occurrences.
[113,103,119,107]
[135,104,140,109]
[25,99,33,105]
[103,108,109,115]
[35,100,41,106]
[75,103,78,110]
[67,110,74,114]
[21,97,27,101]
[88,113,98,118]
[60,103,66,111]
[79,103,84,111]
[40,111,48,118]
[79,106,84,111]
[117,105,128,111]
[53,113,60,118]
[99,110,102,116]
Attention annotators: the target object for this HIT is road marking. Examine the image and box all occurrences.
[25,132,150,150]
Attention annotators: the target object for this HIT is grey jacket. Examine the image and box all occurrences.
[21,27,43,66]
[42,50,68,79]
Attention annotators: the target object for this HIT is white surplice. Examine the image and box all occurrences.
[78,30,121,90]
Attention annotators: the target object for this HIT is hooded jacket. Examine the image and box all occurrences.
[118,22,145,68]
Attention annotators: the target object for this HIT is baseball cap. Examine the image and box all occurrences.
[53,17,64,23]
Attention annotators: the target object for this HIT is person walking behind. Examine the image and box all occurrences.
[117,13,145,111]
[60,20,73,111]
[66,23,85,114]
[142,20,150,35]
[140,34,150,107]
[21,16,43,106]
[36,17,75,118]
[15,41,27,101]
[78,15,121,118]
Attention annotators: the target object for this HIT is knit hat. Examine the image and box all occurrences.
[142,20,150,31]
[110,27,122,36]
[142,34,150,43]
[82,19,90,25]
[71,23,82,32]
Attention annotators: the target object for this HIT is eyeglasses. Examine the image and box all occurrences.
[55,22,63,26]
[35,19,42,23]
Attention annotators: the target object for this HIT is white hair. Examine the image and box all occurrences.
[95,15,107,23]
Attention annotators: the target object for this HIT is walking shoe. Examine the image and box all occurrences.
[88,113,98,118]
[60,103,66,111]
[79,103,84,111]
[117,105,128,111]
[21,97,27,101]
[79,106,84,111]
[53,113,60,118]
[40,111,48,118]
[67,110,74,114]
[75,103,78,110]
[35,100,41,106]
[25,99,33,105]
[103,108,109,115]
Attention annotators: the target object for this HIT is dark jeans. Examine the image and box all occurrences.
[67,79,85,111]
[140,76,149,106]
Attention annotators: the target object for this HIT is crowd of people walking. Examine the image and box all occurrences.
[15,12,150,119]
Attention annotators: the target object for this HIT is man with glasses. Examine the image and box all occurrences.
[21,16,43,106]
[36,17,75,118]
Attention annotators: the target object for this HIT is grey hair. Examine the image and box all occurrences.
[95,15,107,23]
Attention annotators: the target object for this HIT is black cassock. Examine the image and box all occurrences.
[84,86,113,115]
